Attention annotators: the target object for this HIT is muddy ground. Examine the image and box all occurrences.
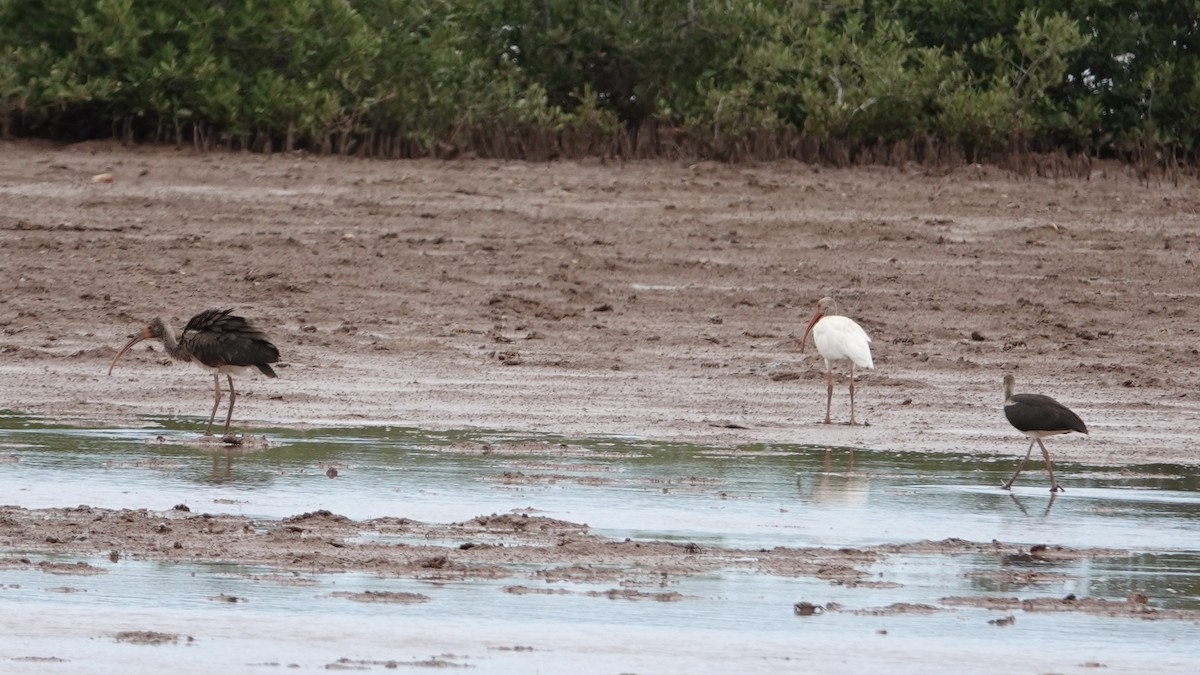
[2,140,1198,463]
[2,504,1194,622]
[1,140,1199,624]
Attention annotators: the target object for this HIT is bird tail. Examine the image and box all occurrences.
[257,363,278,378]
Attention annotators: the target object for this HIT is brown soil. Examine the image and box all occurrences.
[114,631,188,646]
[2,140,1200,627]
[3,140,1198,466]
[2,504,1196,622]
[0,504,868,581]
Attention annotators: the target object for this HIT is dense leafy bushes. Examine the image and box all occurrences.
[2,0,1197,166]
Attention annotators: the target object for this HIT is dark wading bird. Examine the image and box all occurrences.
[801,297,874,425]
[108,309,280,441]
[1001,374,1088,492]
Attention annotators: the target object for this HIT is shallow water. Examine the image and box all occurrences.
[1,412,1198,673]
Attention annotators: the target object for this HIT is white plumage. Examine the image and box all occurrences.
[811,315,874,370]
[801,297,873,424]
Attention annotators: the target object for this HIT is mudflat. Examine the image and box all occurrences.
[3,142,1200,672]
[1,140,1196,464]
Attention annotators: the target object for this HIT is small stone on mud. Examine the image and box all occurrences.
[793,601,824,616]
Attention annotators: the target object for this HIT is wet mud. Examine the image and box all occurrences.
[2,142,1200,672]
[1,141,1198,464]
[2,504,1197,624]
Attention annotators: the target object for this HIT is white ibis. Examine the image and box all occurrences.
[1001,374,1088,492]
[109,309,280,439]
[800,297,874,425]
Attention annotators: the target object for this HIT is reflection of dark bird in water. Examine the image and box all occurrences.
[109,309,280,439]
[1001,375,1087,492]
[1008,492,1058,518]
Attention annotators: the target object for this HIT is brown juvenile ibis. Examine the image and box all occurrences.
[108,309,280,439]
[1001,374,1088,492]
[800,297,874,425]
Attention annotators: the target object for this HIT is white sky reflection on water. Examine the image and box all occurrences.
[1,416,1198,673]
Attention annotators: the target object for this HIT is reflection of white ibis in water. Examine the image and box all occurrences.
[1001,374,1087,492]
[801,297,874,425]
[109,309,280,438]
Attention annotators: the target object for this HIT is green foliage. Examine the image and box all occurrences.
[0,0,1197,163]
[972,9,1089,139]
[796,15,937,141]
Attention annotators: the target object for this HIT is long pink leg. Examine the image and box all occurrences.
[223,374,237,437]
[848,363,858,425]
[205,372,222,436]
[1002,438,1036,490]
[824,367,834,424]
[1037,439,1063,493]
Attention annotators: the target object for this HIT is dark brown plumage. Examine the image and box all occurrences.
[1001,374,1087,492]
[109,309,280,438]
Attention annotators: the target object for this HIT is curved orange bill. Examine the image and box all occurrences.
[800,308,823,352]
[107,331,148,375]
